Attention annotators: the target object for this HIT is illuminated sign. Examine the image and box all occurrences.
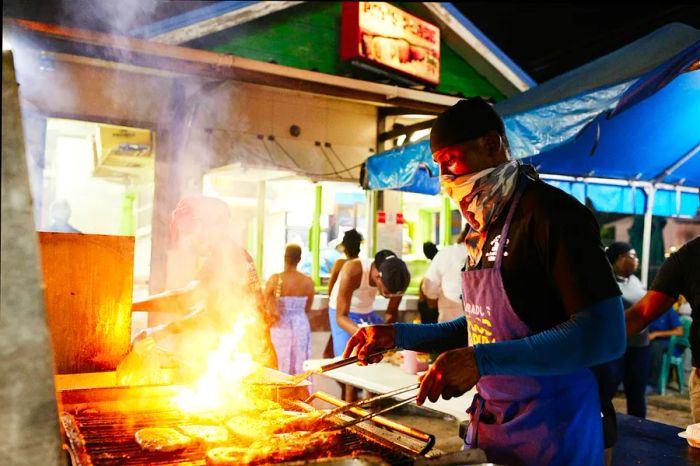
[341,2,440,86]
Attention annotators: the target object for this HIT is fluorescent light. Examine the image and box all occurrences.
[410,128,431,142]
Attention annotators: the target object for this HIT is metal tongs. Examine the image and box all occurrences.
[316,383,420,431]
[286,349,393,385]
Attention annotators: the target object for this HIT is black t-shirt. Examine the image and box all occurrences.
[473,175,621,333]
[650,236,700,365]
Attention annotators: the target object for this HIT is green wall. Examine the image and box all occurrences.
[198,2,504,100]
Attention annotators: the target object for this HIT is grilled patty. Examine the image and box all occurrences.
[134,427,192,452]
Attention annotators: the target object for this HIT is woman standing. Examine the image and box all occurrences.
[265,244,315,375]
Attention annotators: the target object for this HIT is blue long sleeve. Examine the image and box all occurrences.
[475,295,626,376]
[394,317,468,353]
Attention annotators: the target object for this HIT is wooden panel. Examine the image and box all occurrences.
[38,232,134,374]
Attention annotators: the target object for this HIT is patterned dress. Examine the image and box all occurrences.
[270,296,311,375]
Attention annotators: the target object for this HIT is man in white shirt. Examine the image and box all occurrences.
[421,227,469,322]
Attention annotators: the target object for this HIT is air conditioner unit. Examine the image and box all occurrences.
[93,124,154,179]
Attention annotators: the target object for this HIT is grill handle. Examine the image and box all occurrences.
[308,391,436,456]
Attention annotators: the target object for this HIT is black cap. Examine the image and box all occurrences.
[423,242,438,261]
[605,241,632,264]
[430,97,505,153]
[374,250,411,294]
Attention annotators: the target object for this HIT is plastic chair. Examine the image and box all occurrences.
[658,317,692,395]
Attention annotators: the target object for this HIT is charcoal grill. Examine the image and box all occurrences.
[57,375,437,466]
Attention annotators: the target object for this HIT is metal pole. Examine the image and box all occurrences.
[311,184,322,286]
[440,196,452,246]
[369,190,378,256]
[641,185,656,287]
[256,180,265,276]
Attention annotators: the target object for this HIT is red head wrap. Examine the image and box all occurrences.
[169,195,232,248]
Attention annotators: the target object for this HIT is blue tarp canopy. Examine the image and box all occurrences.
[364,25,700,217]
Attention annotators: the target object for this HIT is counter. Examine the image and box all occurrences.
[613,413,700,465]
[311,294,419,312]
[303,359,474,422]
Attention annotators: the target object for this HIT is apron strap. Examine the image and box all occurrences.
[494,174,530,269]
[465,393,485,449]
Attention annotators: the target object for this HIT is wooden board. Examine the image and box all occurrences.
[38,232,134,374]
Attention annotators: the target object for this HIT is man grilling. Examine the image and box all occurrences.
[343,98,625,465]
[131,195,277,371]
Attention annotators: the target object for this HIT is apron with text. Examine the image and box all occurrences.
[461,175,603,466]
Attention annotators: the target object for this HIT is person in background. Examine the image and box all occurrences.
[264,243,315,376]
[330,248,410,401]
[131,195,277,370]
[600,242,650,418]
[343,97,624,465]
[324,229,364,359]
[627,236,700,421]
[417,241,440,324]
[648,306,684,390]
[421,226,469,323]
[47,199,81,233]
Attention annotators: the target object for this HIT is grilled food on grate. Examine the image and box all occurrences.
[177,425,229,446]
[247,431,343,463]
[134,427,193,452]
[205,431,343,465]
[274,410,329,433]
[205,445,249,465]
[225,416,277,445]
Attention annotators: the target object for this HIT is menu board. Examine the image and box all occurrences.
[341,2,441,86]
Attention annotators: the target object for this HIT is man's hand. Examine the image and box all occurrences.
[417,347,480,405]
[342,324,396,364]
[132,323,169,346]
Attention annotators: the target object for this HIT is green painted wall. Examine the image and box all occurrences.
[198,2,504,100]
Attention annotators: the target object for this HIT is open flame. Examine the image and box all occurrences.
[175,314,266,413]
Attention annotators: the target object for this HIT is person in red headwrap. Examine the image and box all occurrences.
[131,195,278,369]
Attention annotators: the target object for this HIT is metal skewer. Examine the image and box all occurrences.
[286,349,393,385]
[324,395,418,431]
[314,383,420,421]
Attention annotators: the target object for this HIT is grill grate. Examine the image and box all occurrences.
[62,406,418,466]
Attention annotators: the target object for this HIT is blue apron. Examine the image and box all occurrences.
[461,175,603,466]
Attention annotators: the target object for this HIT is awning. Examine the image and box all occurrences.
[363,31,700,212]
[361,144,440,195]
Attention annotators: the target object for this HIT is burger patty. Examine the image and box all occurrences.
[177,425,229,446]
[205,446,249,466]
[134,427,193,452]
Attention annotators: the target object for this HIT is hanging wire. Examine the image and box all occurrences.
[203,127,365,179]
[324,144,351,173]
[208,128,275,167]
[269,137,304,170]
[315,142,340,177]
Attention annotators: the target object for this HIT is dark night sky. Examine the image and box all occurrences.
[454,3,700,82]
[4,1,700,83]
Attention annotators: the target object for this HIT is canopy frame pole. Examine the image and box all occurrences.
[440,196,452,246]
[368,190,378,256]
[641,184,656,288]
[651,142,700,184]
[311,184,322,286]
[255,180,266,276]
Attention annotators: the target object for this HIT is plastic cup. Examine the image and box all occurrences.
[402,350,418,374]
